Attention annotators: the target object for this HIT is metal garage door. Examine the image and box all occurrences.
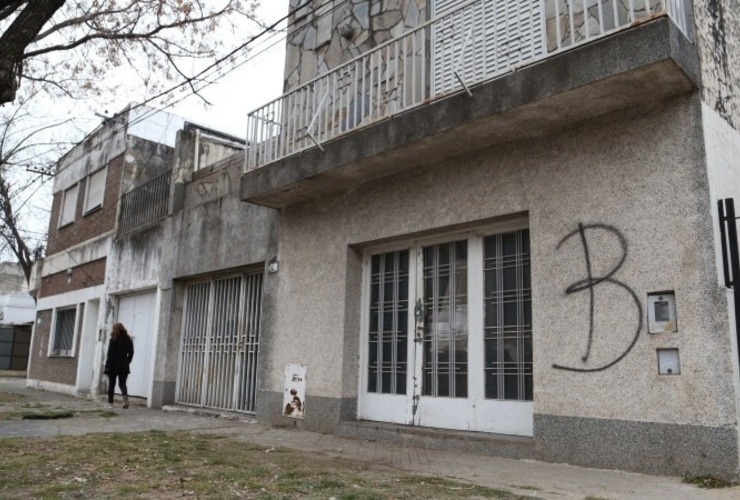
[176,272,263,413]
[117,290,157,398]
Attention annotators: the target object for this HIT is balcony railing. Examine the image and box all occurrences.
[119,169,171,234]
[246,0,690,171]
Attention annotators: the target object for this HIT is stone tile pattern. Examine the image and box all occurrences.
[284,0,428,92]
[544,0,664,52]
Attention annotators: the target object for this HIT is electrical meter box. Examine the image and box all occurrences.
[647,293,677,334]
[657,348,681,375]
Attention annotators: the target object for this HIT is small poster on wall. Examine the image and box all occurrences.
[283,364,306,419]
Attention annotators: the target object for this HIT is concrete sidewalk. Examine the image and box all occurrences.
[1,376,737,499]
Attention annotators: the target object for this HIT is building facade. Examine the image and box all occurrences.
[0,262,34,371]
[239,0,740,479]
[29,0,740,481]
[27,107,265,402]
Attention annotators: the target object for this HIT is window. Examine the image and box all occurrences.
[59,184,78,227]
[84,167,106,213]
[367,250,409,395]
[51,307,77,356]
[483,229,532,401]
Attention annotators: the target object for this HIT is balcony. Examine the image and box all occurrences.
[242,0,697,208]
[119,169,172,234]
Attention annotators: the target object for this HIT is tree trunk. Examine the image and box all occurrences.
[0,0,66,104]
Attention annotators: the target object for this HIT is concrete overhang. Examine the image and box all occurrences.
[241,17,700,209]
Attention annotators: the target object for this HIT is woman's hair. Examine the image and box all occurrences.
[111,322,128,340]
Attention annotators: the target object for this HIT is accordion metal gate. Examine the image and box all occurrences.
[176,271,263,413]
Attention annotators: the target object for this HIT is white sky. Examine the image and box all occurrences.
[169,1,290,137]
[2,1,291,260]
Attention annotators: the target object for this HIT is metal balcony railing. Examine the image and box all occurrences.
[245,0,691,171]
[119,169,171,234]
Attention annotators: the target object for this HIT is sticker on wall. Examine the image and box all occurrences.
[283,364,307,419]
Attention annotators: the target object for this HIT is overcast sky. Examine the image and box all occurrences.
[5,1,291,260]
[169,1,290,137]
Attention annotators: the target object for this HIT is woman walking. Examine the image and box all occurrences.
[104,322,134,409]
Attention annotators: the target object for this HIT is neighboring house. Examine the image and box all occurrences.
[237,0,740,480]
[0,262,34,371]
[29,0,740,482]
[27,106,258,400]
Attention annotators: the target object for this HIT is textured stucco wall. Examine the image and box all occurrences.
[149,155,279,406]
[106,225,164,295]
[693,0,740,129]
[265,94,736,430]
[702,101,740,444]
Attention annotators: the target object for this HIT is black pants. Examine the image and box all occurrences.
[107,372,129,403]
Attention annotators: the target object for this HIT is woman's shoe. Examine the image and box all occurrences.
[123,396,129,409]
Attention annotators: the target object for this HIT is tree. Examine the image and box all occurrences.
[0,88,73,284]
[0,0,259,106]
[0,0,264,286]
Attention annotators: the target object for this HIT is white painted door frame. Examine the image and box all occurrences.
[358,220,533,436]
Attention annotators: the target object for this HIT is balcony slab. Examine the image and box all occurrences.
[241,18,700,209]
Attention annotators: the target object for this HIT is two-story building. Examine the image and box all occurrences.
[237,0,740,479]
[27,106,269,404]
[29,0,740,481]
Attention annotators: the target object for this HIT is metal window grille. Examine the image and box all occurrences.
[176,272,263,413]
[368,251,410,394]
[119,169,171,234]
[53,308,76,354]
[483,229,532,401]
[423,240,468,398]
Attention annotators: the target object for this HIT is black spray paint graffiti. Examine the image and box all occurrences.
[553,223,643,372]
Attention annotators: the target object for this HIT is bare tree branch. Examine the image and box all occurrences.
[0,0,65,104]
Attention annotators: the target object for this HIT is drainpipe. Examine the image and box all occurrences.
[193,129,201,172]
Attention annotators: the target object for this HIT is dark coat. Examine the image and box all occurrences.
[105,334,134,375]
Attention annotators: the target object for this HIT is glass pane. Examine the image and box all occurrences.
[422,241,468,399]
[483,230,533,402]
[367,250,410,395]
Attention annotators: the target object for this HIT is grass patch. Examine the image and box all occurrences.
[0,406,117,420]
[0,431,528,499]
[21,410,74,420]
[683,474,733,489]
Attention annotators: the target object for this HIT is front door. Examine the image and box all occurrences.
[117,291,157,399]
[359,224,533,436]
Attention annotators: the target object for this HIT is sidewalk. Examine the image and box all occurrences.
[1,376,737,499]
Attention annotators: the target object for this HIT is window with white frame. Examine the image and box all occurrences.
[59,184,78,227]
[50,307,77,356]
[84,167,106,213]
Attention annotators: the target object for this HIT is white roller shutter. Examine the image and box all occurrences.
[84,167,106,213]
[432,0,545,95]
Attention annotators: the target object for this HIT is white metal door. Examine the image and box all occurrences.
[76,299,99,393]
[360,226,533,436]
[117,291,157,399]
[176,272,263,413]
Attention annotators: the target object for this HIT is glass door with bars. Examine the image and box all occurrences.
[359,224,533,436]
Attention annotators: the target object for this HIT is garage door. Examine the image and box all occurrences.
[176,272,263,413]
[117,290,157,398]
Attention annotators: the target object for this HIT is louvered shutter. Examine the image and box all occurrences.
[85,168,106,212]
[60,184,78,226]
[432,0,545,95]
